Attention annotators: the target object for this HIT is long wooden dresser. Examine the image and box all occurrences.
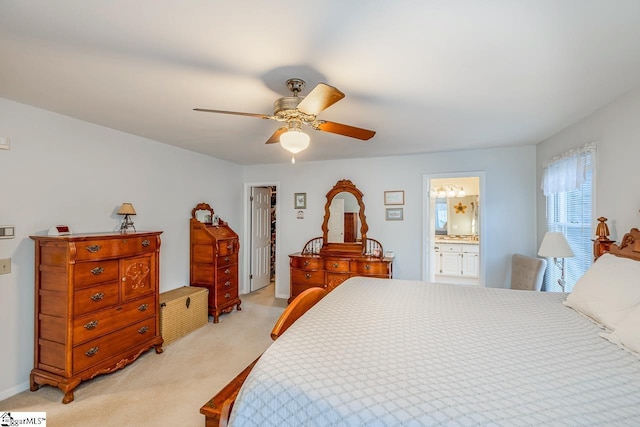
[30,231,163,403]
[289,252,392,302]
[190,203,242,323]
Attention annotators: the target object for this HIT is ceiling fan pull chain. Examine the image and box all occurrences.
[291,154,296,164]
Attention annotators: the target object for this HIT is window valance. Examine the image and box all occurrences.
[542,142,596,196]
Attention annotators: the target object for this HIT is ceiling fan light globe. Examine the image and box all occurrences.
[280,129,310,154]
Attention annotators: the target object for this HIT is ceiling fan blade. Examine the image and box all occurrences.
[297,83,345,116]
[315,121,376,140]
[193,108,271,119]
[265,126,288,144]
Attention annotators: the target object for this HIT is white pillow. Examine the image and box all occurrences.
[564,253,640,330]
[604,304,640,354]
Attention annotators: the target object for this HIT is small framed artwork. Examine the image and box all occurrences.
[384,190,404,205]
[385,208,404,221]
[294,193,307,209]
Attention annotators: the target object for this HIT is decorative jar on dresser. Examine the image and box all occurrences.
[29,231,163,403]
[190,203,242,322]
[288,180,393,303]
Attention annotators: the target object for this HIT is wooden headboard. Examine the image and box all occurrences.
[593,217,640,261]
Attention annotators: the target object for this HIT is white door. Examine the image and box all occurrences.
[250,187,271,291]
[327,198,345,243]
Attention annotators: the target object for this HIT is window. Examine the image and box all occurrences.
[542,143,596,292]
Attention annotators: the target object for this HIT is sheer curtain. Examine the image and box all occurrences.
[542,143,596,292]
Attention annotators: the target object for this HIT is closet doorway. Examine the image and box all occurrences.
[423,173,485,286]
[247,184,278,293]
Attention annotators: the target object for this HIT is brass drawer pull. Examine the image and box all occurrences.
[305,273,312,279]
[224,268,230,275]
[224,256,230,262]
[86,245,101,253]
[84,320,98,330]
[303,261,310,267]
[224,293,231,299]
[225,281,231,287]
[138,304,149,312]
[141,239,150,247]
[90,292,105,302]
[90,266,104,275]
[226,244,233,250]
[364,264,371,270]
[333,262,339,268]
[138,326,149,334]
[85,347,99,357]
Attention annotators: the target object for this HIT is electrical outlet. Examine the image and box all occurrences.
[0,258,11,275]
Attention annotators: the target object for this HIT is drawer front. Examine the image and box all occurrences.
[74,260,119,289]
[217,253,238,268]
[74,236,157,261]
[437,244,461,253]
[352,261,390,276]
[291,268,324,286]
[462,244,479,253]
[73,318,156,373]
[74,282,120,316]
[290,256,323,270]
[324,258,350,272]
[216,265,237,283]
[73,295,156,344]
[216,286,238,305]
[217,239,238,256]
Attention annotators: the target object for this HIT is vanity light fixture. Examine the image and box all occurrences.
[117,202,137,232]
[430,184,465,198]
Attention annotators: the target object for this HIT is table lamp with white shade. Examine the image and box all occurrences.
[538,231,574,291]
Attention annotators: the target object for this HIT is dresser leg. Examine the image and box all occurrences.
[236,301,242,311]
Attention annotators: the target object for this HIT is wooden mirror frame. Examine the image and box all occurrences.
[321,179,369,255]
[191,202,214,224]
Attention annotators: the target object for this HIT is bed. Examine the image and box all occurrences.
[207,226,640,426]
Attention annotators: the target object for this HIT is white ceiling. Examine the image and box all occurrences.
[2,1,640,165]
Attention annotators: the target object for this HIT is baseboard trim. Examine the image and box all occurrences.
[0,381,29,401]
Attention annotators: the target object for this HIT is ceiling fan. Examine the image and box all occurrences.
[194,78,376,163]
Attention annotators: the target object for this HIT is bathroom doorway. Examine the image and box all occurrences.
[423,173,485,286]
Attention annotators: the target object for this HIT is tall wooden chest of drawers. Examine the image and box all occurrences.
[29,231,163,403]
[190,217,242,323]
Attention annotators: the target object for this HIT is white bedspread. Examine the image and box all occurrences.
[229,277,640,426]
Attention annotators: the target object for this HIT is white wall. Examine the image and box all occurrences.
[536,86,640,243]
[0,98,243,399]
[243,145,538,299]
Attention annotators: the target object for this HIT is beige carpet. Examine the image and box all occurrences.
[0,284,286,427]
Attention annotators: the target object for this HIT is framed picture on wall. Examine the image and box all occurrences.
[294,193,307,209]
[384,190,404,205]
[385,208,404,221]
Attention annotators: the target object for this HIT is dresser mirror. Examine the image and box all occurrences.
[192,202,214,224]
[321,179,369,255]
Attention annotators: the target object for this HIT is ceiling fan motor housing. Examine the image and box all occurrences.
[273,96,315,122]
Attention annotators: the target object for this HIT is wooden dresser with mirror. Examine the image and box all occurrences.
[289,179,393,303]
[190,203,242,322]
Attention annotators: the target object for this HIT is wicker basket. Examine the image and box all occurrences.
[159,286,209,345]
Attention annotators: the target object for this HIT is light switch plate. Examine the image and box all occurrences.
[0,137,9,150]
[0,258,10,275]
[0,226,15,239]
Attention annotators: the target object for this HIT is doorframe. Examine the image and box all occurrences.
[242,181,280,295]
[422,171,486,286]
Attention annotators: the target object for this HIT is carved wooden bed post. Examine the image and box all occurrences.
[593,217,615,261]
